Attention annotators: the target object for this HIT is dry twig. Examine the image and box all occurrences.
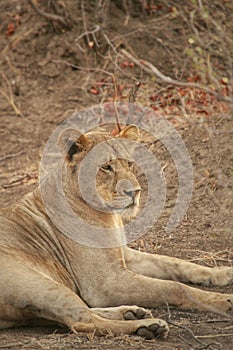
[2,173,38,189]
[0,28,33,61]
[76,0,101,52]
[76,25,101,52]
[0,72,23,117]
[197,333,233,339]
[120,48,233,104]
[169,321,219,350]
[52,60,114,78]
[28,0,66,26]
[0,340,32,349]
[166,303,218,350]
[0,150,24,163]
[129,81,141,103]
[112,75,121,133]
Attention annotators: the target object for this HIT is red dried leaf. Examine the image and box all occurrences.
[150,105,159,111]
[187,75,200,83]
[121,61,129,68]
[198,109,209,115]
[111,127,120,136]
[169,6,177,13]
[6,22,15,36]
[149,94,158,102]
[178,88,186,97]
[90,88,99,95]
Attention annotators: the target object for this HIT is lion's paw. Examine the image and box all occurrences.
[135,319,169,340]
[213,267,233,287]
[220,296,233,317]
[123,306,152,320]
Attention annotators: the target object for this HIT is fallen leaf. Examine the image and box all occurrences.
[90,87,99,95]
[6,22,15,36]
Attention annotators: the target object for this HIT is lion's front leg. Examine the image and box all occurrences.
[0,255,168,339]
[92,305,153,320]
[72,316,169,339]
[124,247,233,287]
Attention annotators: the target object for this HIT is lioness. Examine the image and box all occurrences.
[0,124,233,340]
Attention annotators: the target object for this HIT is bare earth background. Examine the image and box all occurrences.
[0,1,233,349]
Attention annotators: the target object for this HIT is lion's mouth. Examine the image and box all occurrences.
[124,200,136,209]
[106,198,135,211]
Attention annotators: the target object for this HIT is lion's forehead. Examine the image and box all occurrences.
[86,133,134,162]
[86,130,110,142]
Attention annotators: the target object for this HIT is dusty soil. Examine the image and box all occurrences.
[0,0,233,349]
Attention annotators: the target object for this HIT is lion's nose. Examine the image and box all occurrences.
[123,188,141,199]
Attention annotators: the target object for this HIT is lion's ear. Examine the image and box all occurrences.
[58,129,92,161]
[118,125,139,141]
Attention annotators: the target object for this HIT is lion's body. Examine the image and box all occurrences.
[0,125,232,339]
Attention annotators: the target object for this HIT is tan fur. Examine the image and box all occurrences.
[0,125,232,340]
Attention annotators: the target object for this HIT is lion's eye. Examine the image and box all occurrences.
[128,161,134,167]
[101,164,113,172]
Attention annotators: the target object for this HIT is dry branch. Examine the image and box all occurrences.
[0,72,23,117]
[169,321,218,350]
[75,25,101,52]
[2,173,38,189]
[28,0,66,26]
[112,75,121,133]
[0,28,34,61]
[0,150,24,162]
[197,333,233,339]
[129,81,141,103]
[120,48,233,104]
[0,340,32,349]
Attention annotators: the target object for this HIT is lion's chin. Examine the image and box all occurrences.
[121,204,139,222]
[105,200,139,222]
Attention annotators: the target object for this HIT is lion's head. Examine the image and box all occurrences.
[60,125,141,226]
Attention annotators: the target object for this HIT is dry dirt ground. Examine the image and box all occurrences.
[0,0,233,349]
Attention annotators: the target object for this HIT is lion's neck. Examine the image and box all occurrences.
[39,172,126,248]
[61,166,123,228]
